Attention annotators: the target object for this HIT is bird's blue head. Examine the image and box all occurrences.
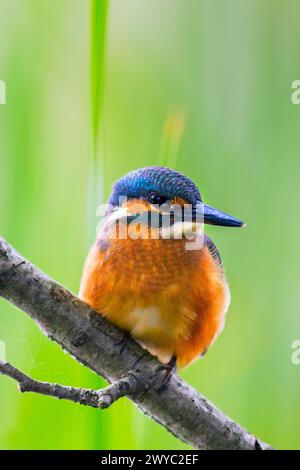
[107,166,245,228]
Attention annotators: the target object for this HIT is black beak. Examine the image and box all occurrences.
[192,204,245,228]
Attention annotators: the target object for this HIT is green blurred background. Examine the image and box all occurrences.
[0,0,300,450]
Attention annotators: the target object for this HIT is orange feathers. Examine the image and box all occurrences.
[80,225,229,368]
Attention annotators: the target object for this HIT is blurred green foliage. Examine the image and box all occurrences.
[0,0,300,450]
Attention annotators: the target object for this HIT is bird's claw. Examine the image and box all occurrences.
[114,331,131,355]
[158,356,177,393]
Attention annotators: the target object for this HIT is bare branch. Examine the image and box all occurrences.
[0,361,139,409]
[0,237,273,450]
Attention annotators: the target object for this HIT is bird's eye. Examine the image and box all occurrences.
[147,192,167,206]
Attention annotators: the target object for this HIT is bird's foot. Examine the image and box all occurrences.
[158,355,177,393]
[131,352,147,369]
[114,331,131,355]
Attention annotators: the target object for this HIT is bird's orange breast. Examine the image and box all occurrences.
[80,228,229,368]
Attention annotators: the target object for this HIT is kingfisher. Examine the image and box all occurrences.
[80,166,245,383]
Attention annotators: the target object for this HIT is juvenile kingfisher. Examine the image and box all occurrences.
[80,166,245,377]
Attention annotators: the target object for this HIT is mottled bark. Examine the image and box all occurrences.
[0,237,272,450]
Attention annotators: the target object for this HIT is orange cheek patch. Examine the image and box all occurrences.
[122,198,150,213]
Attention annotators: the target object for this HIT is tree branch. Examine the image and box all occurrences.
[0,237,272,450]
[0,361,139,409]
